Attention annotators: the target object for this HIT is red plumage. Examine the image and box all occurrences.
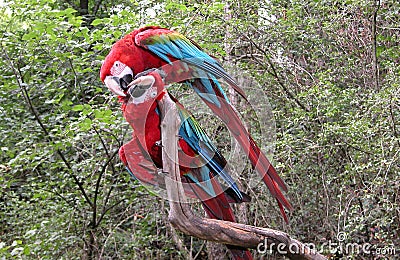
[100,26,164,82]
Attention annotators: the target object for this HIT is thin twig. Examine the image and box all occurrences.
[240,32,310,112]
[92,125,120,227]
[93,0,104,16]
[371,0,381,90]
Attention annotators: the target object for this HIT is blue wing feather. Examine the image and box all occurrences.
[185,168,217,198]
[137,30,239,103]
[177,106,243,201]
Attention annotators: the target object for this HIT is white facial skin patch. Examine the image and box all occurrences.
[130,86,158,104]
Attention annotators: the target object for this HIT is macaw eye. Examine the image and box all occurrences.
[110,61,126,76]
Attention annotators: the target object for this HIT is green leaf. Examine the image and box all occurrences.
[79,117,92,131]
[91,19,104,26]
[22,31,38,41]
[23,246,30,256]
[72,105,84,111]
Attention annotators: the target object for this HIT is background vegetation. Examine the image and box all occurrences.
[0,0,398,259]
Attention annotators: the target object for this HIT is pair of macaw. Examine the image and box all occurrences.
[100,26,292,260]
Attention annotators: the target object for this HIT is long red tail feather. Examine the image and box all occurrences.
[193,79,292,222]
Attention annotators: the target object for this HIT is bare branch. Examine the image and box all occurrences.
[63,0,79,11]
[371,0,381,90]
[240,32,311,112]
[92,126,121,227]
[93,0,104,16]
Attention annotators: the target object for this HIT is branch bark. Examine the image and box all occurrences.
[371,0,381,90]
[158,94,327,260]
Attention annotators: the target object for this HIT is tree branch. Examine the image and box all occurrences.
[92,126,118,227]
[93,0,104,16]
[371,0,381,90]
[63,0,79,11]
[158,94,326,260]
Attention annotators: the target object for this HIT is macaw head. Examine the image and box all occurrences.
[100,42,144,97]
[122,71,167,127]
[100,29,163,97]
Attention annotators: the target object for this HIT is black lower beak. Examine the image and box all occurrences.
[120,74,133,90]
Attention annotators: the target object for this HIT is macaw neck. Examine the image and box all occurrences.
[119,89,165,124]
[122,97,163,167]
[123,99,157,129]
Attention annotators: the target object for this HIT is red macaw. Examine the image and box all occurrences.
[99,26,292,221]
[115,70,253,259]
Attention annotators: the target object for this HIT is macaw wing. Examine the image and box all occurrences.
[120,138,162,186]
[174,101,246,202]
[134,27,246,99]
